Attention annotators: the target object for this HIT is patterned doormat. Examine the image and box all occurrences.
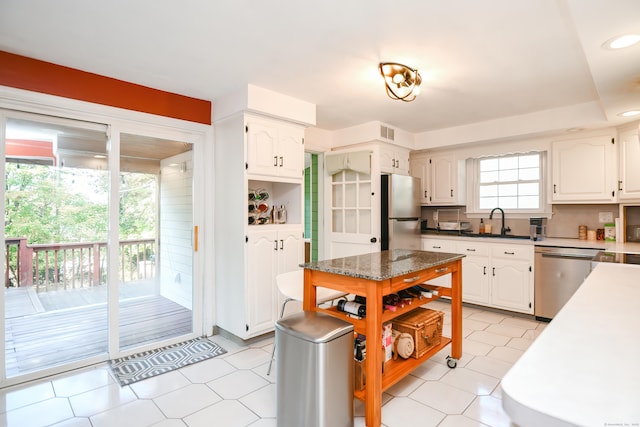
[109,337,226,386]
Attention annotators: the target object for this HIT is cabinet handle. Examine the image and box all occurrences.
[279,156,283,167]
[274,240,278,251]
[395,159,399,168]
[280,239,284,250]
[465,248,476,252]
[504,251,515,255]
[432,246,441,249]
[424,190,428,198]
[492,267,496,276]
[450,189,453,197]
[391,158,395,168]
[435,267,449,274]
[483,266,487,275]
[403,275,421,283]
[619,180,623,191]
[553,184,557,194]
[273,156,278,167]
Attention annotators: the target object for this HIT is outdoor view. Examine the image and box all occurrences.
[3,116,194,380]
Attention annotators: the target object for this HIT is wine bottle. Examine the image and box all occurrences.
[337,300,366,317]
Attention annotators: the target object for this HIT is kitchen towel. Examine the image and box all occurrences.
[392,330,415,359]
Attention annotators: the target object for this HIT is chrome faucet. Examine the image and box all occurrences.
[489,207,511,236]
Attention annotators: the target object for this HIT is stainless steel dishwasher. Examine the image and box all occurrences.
[534,246,600,320]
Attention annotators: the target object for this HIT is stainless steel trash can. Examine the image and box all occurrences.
[276,311,354,427]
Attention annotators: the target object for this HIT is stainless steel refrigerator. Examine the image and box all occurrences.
[381,174,421,250]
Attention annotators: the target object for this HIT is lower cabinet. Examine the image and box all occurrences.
[424,238,534,314]
[239,226,304,338]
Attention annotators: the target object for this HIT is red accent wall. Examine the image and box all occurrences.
[0,51,211,125]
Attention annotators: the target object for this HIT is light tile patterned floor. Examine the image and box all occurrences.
[0,300,546,427]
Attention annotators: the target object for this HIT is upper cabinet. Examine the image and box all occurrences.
[551,135,617,203]
[410,151,465,206]
[380,145,410,175]
[246,117,304,180]
[618,127,640,201]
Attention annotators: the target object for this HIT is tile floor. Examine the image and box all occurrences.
[0,300,546,427]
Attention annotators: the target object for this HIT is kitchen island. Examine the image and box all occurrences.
[301,249,464,427]
[502,262,640,426]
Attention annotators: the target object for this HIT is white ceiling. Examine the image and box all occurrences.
[1,0,639,144]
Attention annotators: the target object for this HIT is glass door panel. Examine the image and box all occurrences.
[118,133,193,350]
[3,115,109,378]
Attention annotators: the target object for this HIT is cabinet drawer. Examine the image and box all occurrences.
[455,242,489,257]
[491,245,531,261]
[421,239,456,253]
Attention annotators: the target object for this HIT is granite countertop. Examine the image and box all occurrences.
[300,249,464,281]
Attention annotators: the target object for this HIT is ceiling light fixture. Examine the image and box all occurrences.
[602,34,640,50]
[619,110,640,117]
[379,62,422,102]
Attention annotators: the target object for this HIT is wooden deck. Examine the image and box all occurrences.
[4,284,192,378]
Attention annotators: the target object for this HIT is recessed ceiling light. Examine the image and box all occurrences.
[602,34,640,50]
[618,110,640,117]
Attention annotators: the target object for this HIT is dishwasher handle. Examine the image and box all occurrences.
[540,252,595,261]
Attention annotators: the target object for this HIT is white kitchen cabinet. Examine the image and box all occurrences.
[214,113,305,339]
[618,128,640,201]
[410,151,465,206]
[380,145,410,175]
[489,245,533,314]
[422,237,534,314]
[247,227,304,336]
[421,238,455,288]
[246,116,304,180]
[456,242,490,305]
[410,154,430,204]
[551,135,617,203]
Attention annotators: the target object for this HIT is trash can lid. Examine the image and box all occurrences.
[276,311,354,343]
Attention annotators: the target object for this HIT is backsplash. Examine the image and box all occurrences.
[420,204,620,239]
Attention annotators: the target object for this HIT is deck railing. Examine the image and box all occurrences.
[5,238,156,291]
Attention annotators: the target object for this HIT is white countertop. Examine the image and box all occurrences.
[422,233,640,253]
[501,262,640,426]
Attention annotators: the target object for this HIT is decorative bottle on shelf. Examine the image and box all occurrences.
[479,218,485,234]
[337,300,366,317]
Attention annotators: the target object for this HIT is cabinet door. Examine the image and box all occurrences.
[491,259,532,313]
[619,129,640,201]
[277,228,304,274]
[247,229,278,336]
[410,157,430,204]
[380,146,410,175]
[247,121,279,177]
[552,135,617,202]
[380,146,397,174]
[456,243,490,305]
[430,153,456,205]
[278,124,304,179]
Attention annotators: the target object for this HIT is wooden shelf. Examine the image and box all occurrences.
[354,336,452,401]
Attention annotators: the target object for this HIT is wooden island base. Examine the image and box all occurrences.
[302,250,463,427]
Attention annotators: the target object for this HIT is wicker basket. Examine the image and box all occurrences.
[392,307,444,359]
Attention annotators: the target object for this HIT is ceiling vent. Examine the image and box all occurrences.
[380,125,395,141]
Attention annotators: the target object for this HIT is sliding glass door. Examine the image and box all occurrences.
[118,133,194,350]
[2,114,110,378]
[1,111,199,384]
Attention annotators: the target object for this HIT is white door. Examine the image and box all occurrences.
[326,168,379,258]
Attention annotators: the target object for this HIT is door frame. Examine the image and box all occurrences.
[0,87,213,387]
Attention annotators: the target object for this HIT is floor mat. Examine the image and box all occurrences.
[109,337,226,386]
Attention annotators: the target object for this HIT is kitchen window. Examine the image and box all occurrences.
[467,151,550,217]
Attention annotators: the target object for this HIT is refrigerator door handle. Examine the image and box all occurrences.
[391,217,420,221]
